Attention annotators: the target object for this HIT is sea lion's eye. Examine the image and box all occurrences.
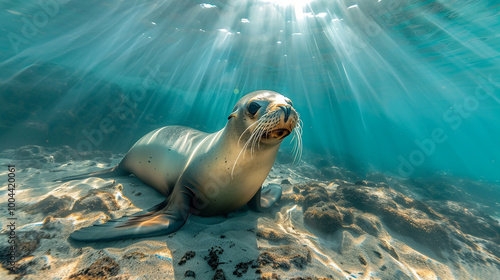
[248,102,261,115]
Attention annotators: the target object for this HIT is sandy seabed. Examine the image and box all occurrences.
[1,145,499,280]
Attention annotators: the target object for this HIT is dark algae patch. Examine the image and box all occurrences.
[212,268,226,280]
[205,246,224,270]
[178,251,196,265]
[257,249,311,271]
[184,270,196,278]
[233,260,258,277]
[69,256,120,279]
[24,195,74,217]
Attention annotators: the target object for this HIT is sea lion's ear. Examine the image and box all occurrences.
[228,108,238,120]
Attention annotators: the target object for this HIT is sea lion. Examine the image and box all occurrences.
[59,90,301,241]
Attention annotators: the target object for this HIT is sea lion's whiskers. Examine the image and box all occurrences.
[255,120,271,150]
[296,119,303,162]
[249,120,267,154]
[251,110,274,152]
[232,110,278,177]
[233,117,267,178]
[238,120,259,145]
[291,117,303,164]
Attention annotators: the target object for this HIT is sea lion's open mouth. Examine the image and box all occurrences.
[263,128,291,139]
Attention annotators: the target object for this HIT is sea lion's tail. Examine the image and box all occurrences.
[54,165,129,182]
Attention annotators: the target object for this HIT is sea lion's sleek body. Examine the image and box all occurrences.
[120,125,278,216]
[60,90,299,241]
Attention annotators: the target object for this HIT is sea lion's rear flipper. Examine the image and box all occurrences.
[247,183,282,212]
[70,185,193,241]
[54,165,129,182]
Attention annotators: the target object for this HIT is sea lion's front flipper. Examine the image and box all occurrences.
[247,183,282,212]
[70,185,193,241]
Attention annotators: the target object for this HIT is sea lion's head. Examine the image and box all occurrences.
[227,90,300,146]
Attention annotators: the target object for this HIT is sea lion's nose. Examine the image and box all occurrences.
[279,105,291,123]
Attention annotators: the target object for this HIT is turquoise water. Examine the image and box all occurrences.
[1,0,499,181]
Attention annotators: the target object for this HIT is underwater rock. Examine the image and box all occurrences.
[178,251,196,265]
[281,179,291,185]
[185,270,196,278]
[383,208,452,253]
[427,200,500,245]
[280,192,303,205]
[303,192,329,210]
[286,180,490,258]
[282,182,348,235]
[300,183,330,210]
[355,213,383,237]
[337,184,454,256]
[338,207,355,225]
[303,203,343,234]
[291,179,500,263]
[406,176,500,213]
[281,182,330,208]
[69,256,120,279]
[354,180,376,187]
